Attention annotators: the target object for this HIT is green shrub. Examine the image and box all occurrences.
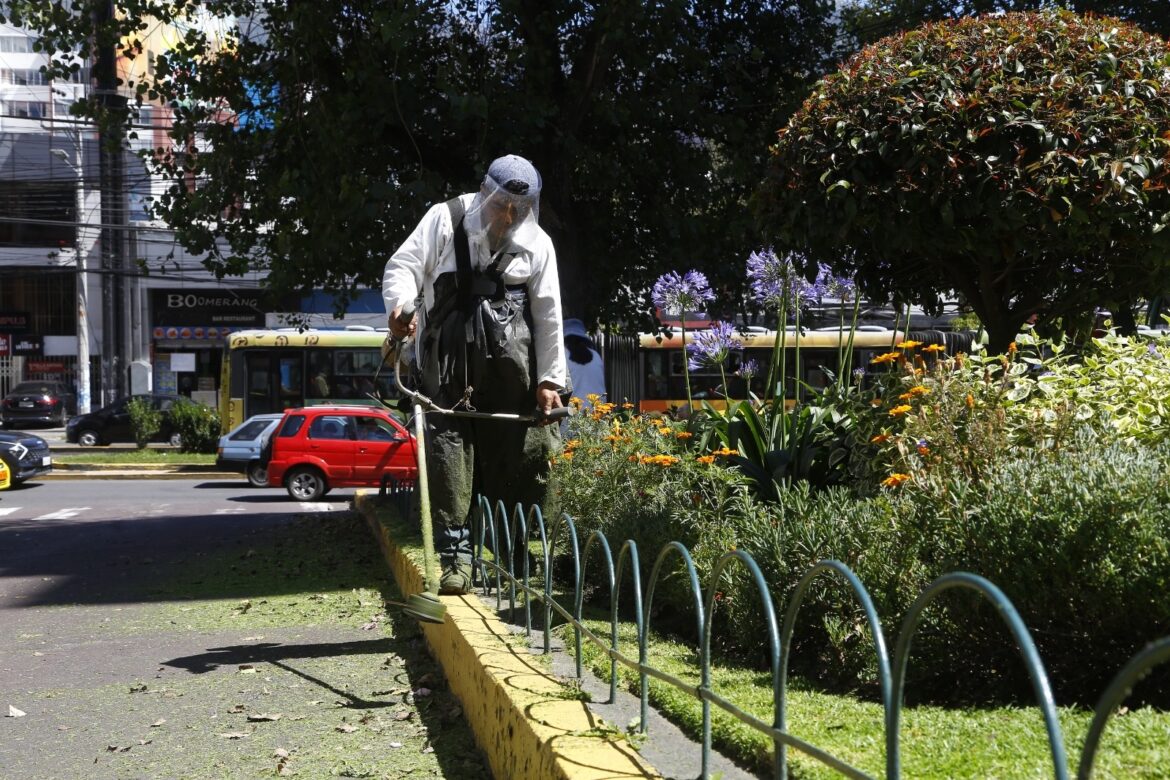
[126,396,161,449]
[168,399,221,454]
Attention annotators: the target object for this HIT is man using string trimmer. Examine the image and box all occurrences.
[382,155,567,596]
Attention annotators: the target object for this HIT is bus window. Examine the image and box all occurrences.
[281,356,305,408]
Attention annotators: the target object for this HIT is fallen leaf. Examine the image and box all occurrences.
[273,748,290,759]
[128,684,148,693]
[393,711,412,722]
[360,621,378,631]
[421,745,434,754]
[335,723,358,733]
[242,636,265,642]
[138,739,152,746]
[150,719,166,728]
[228,705,247,714]
[7,706,27,718]
[277,763,294,777]
[217,732,249,740]
[247,713,282,722]
[32,652,43,657]
[238,665,258,675]
[388,742,403,749]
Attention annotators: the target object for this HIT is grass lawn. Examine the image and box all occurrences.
[564,620,1170,779]
[54,450,217,465]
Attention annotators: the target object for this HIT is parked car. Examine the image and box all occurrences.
[65,394,185,447]
[1,381,77,428]
[216,413,284,487]
[267,405,417,501]
[0,429,52,483]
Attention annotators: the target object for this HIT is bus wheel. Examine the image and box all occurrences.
[246,461,269,488]
[286,466,326,501]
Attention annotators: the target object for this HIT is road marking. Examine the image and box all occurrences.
[0,507,21,517]
[32,507,91,520]
[214,507,247,515]
[300,502,339,513]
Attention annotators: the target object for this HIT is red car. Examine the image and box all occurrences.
[267,405,418,501]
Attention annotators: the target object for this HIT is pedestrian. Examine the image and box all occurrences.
[562,318,605,429]
[382,154,566,595]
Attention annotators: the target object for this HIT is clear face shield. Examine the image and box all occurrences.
[465,158,542,251]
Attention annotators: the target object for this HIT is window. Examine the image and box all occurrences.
[230,419,274,441]
[308,415,351,440]
[354,416,399,441]
[7,101,48,119]
[0,183,74,246]
[0,36,36,53]
[279,415,306,438]
[0,69,48,86]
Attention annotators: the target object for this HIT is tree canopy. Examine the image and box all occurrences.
[3,0,838,329]
[757,9,1170,352]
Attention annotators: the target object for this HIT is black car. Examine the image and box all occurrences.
[0,429,53,483]
[65,394,185,447]
[1,381,77,428]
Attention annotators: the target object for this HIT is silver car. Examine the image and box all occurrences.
[215,413,283,487]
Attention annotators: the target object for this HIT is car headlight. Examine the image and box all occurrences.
[0,441,29,460]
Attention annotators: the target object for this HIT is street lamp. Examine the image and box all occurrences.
[50,144,92,415]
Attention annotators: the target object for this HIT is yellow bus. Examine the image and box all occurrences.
[220,327,399,432]
[634,327,975,413]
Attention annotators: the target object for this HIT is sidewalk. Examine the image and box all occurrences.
[0,505,487,778]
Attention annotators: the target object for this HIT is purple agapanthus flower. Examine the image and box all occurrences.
[686,320,736,371]
[651,270,715,315]
[819,267,858,302]
[745,249,791,307]
[746,249,832,310]
[737,358,760,381]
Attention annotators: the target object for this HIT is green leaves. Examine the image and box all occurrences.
[759,9,1170,353]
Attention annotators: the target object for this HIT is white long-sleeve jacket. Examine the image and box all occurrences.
[382,193,567,390]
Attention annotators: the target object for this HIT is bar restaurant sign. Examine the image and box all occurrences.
[151,289,266,328]
[0,312,29,331]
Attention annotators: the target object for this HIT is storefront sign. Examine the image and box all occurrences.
[11,334,42,355]
[0,312,29,331]
[0,333,9,357]
[26,361,65,374]
[151,289,266,329]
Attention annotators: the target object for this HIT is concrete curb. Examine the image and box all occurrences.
[40,468,242,480]
[354,491,661,780]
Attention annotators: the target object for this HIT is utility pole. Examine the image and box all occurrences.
[52,137,91,414]
[93,0,128,403]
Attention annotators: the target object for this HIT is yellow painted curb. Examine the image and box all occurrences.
[355,491,661,780]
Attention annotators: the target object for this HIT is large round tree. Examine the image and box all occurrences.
[757,9,1170,352]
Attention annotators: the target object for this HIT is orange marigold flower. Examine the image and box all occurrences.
[656,427,671,436]
[711,447,739,457]
[622,402,635,409]
[917,445,929,456]
[569,396,583,409]
[1008,342,1018,354]
[870,398,883,407]
[921,343,946,353]
[696,455,716,464]
[561,451,575,461]
[675,431,693,440]
[586,393,602,404]
[870,352,900,365]
[889,404,913,417]
[965,393,975,409]
[564,439,581,450]
[881,473,911,488]
[907,385,931,397]
[870,433,890,444]
[897,340,923,349]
